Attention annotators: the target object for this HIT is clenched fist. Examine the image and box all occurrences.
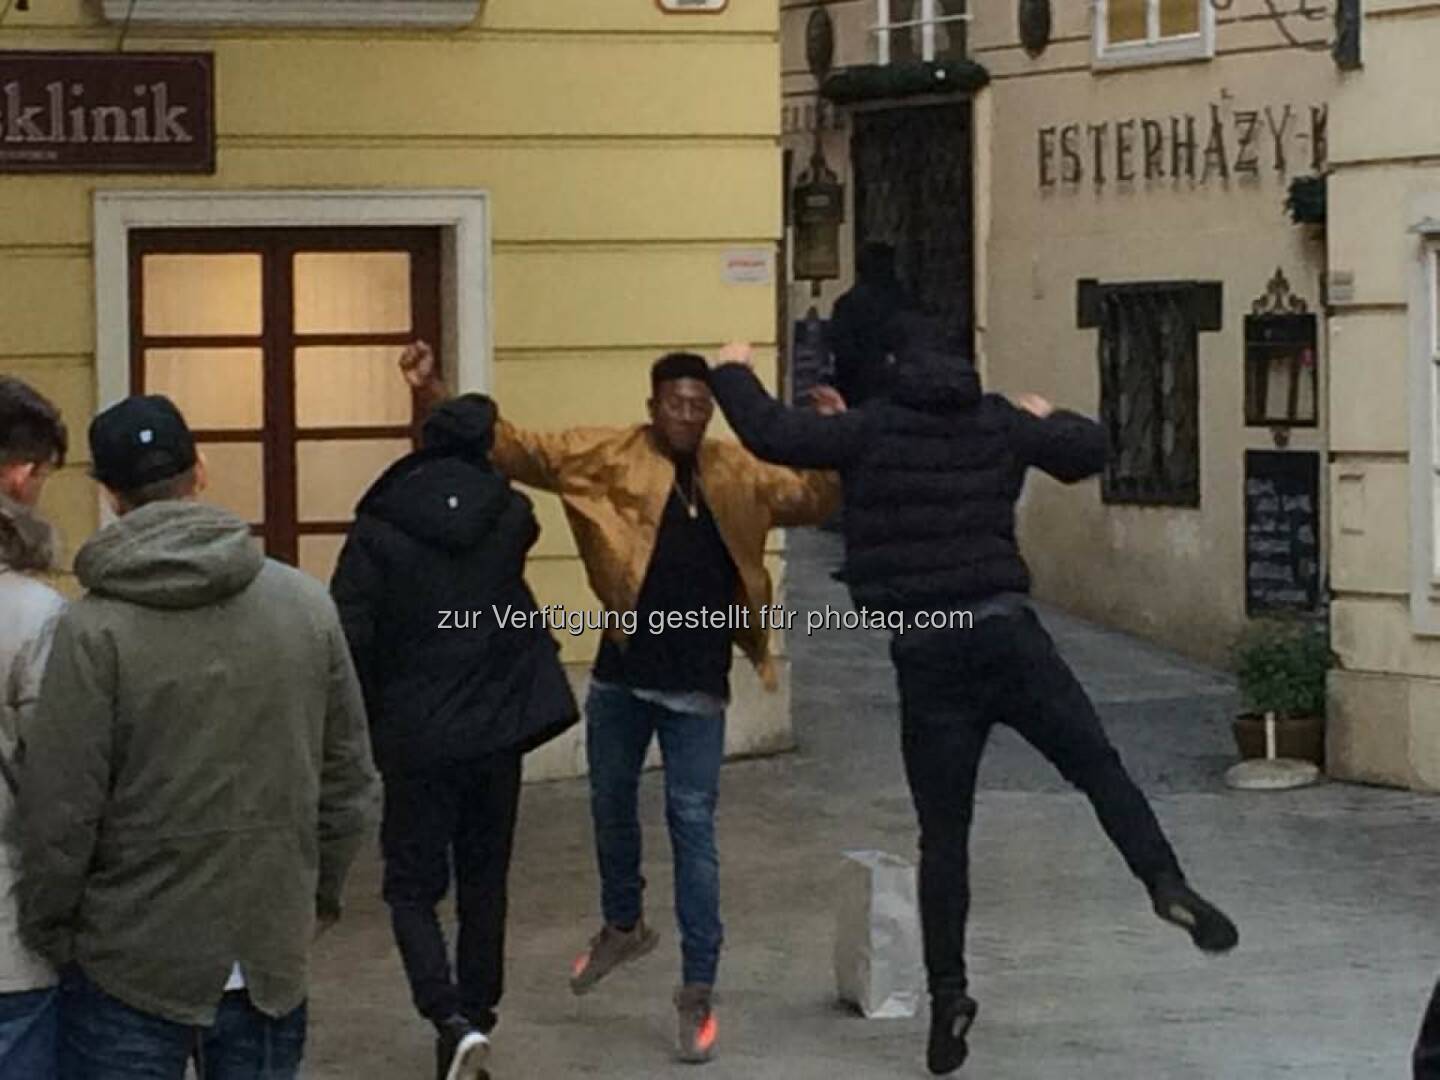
[1014,392,1054,419]
[716,341,755,369]
[398,341,437,389]
[809,384,848,416]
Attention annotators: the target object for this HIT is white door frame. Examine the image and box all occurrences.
[93,189,492,411]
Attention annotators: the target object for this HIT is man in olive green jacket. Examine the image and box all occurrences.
[18,395,378,1079]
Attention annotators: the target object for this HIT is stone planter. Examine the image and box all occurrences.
[1232,712,1325,767]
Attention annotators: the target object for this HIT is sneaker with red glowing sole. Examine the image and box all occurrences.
[675,984,718,1064]
[569,921,659,996]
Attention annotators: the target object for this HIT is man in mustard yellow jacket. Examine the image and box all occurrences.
[400,341,837,1066]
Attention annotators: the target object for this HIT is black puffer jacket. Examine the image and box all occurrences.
[331,395,577,775]
[710,351,1107,616]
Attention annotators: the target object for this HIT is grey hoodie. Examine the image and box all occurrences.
[18,500,378,1024]
[0,492,62,993]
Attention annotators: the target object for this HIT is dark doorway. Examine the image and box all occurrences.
[851,100,975,356]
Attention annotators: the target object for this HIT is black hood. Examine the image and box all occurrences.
[421,393,497,458]
[890,348,983,412]
[358,452,516,553]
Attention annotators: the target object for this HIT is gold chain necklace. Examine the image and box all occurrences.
[673,473,700,520]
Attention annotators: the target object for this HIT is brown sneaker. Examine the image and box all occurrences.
[569,921,659,995]
[674,984,718,1064]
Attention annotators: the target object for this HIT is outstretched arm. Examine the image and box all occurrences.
[752,461,841,527]
[398,341,607,493]
[1007,393,1108,484]
[708,343,865,471]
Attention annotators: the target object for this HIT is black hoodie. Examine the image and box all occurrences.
[709,351,1108,617]
[331,395,577,774]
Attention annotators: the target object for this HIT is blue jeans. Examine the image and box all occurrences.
[0,986,59,1079]
[58,970,305,1080]
[585,683,726,987]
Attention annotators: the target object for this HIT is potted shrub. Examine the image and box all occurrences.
[1229,618,1329,766]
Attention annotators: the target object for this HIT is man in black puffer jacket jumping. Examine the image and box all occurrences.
[708,335,1237,1077]
[331,395,578,1080]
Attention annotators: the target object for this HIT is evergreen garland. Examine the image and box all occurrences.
[821,60,991,106]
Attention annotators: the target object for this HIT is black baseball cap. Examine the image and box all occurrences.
[89,395,198,492]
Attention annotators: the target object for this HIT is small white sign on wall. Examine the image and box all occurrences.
[657,0,728,12]
[723,248,773,285]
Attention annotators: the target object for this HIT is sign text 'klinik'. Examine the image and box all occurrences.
[0,52,214,173]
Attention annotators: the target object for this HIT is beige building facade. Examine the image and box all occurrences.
[1325,0,1440,790]
[782,1,1335,668]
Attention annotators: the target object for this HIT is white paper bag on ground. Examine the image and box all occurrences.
[833,849,924,1019]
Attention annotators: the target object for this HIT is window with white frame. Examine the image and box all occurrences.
[873,0,969,65]
[1093,0,1216,68]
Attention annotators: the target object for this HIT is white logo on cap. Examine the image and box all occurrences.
[138,429,154,445]
[447,495,460,509]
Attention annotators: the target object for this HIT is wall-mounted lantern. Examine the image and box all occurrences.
[792,153,844,288]
[1245,268,1318,443]
[792,7,845,296]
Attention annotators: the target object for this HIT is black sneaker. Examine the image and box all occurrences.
[927,994,977,1076]
[434,1015,490,1080]
[463,1008,498,1037]
[1152,875,1239,953]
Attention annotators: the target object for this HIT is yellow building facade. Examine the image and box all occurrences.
[0,0,790,779]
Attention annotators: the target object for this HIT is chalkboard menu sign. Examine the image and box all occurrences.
[1245,450,1321,615]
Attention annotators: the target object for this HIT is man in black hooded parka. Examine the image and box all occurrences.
[707,333,1237,1077]
[331,394,578,1080]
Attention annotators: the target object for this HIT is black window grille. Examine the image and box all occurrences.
[1094,283,1206,506]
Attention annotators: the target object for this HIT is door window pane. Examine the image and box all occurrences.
[1160,0,1199,36]
[297,438,411,522]
[1107,0,1148,43]
[293,252,412,335]
[295,346,412,429]
[197,441,265,524]
[299,534,347,584]
[143,254,262,337]
[144,349,263,431]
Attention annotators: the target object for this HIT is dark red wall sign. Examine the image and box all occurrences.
[0,51,214,173]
